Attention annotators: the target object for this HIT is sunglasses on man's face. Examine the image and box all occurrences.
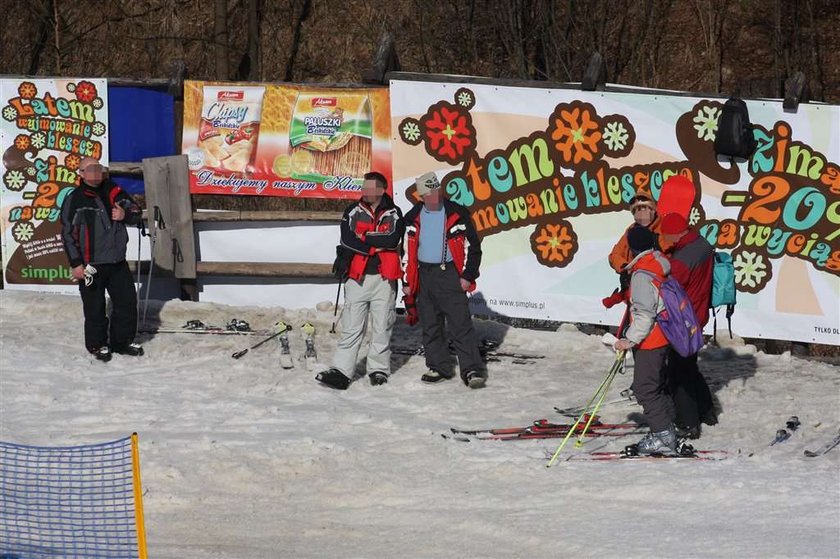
[632,205,653,214]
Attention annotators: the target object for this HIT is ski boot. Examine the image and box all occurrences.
[274,321,294,369]
[633,424,678,456]
[301,322,318,370]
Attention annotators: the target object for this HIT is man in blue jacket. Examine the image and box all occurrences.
[61,157,144,362]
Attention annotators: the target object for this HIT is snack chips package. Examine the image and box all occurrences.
[198,85,265,173]
[288,93,372,179]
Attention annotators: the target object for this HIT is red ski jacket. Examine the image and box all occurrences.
[403,199,482,295]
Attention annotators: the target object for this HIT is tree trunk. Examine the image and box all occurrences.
[247,0,260,80]
[214,0,229,80]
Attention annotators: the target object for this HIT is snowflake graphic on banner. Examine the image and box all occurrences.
[602,121,630,152]
[693,105,720,141]
[12,222,35,243]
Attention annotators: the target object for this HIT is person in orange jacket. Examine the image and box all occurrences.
[613,224,677,455]
[603,188,662,310]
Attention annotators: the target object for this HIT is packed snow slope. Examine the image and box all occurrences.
[1,290,838,558]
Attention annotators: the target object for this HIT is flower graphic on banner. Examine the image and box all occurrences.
[14,135,30,150]
[64,154,81,170]
[92,97,104,110]
[420,101,476,165]
[529,220,578,268]
[692,104,720,141]
[74,81,98,103]
[549,102,603,166]
[399,118,422,145]
[92,122,106,136]
[12,222,35,243]
[733,249,772,293]
[4,169,28,191]
[18,82,37,100]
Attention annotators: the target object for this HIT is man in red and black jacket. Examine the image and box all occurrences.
[402,172,486,389]
[661,212,718,439]
[315,171,404,390]
[60,157,144,362]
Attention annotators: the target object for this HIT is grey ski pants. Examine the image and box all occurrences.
[332,274,396,377]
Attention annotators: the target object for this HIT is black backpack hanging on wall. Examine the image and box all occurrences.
[714,97,757,159]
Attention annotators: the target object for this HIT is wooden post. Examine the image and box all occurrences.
[362,32,400,85]
[168,60,187,156]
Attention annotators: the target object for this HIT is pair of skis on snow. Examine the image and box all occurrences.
[142,318,266,335]
[445,417,726,460]
[232,321,319,370]
[391,339,545,364]
[446,412,840,460]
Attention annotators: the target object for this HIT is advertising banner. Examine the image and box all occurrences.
[182,81,391,199]
[390,80,840,344]
[1,78,109,289]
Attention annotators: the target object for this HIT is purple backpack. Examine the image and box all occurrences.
[651,276,705,357]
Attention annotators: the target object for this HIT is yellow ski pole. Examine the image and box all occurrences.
[574,350,626,446]
[546,350,625,468]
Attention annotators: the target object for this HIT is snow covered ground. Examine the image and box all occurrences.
[1,289,838,559]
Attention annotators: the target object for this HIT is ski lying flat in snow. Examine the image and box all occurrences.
[142,319,268,336]
[803,429,840,457]
[554,397,636,417]
[567,445,730,462]
[450,418,642,436]
[142,327,271,336]
[391,339,544,363]
[444,419,646,441]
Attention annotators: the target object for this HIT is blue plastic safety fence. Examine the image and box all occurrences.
[0,435,146,559]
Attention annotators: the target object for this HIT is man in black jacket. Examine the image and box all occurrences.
[315,171,404,390]
[61,157,144,362]
[402,172,486,388]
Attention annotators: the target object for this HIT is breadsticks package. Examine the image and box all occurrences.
[288,93,372,179]
[198,85,265,173]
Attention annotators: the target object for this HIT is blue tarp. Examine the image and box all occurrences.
[108,87,176,194]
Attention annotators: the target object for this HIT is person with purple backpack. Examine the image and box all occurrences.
[613,224,678,455]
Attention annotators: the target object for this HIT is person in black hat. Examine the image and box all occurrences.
[614,224,678,455]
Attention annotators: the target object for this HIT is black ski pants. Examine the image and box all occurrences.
[667,350,716,429]
[631,346,674,432]
[416,263,484,380]
[78,261,137,351]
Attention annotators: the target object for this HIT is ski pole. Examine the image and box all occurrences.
[574,352,626,446]
[135,218,146,332]
[329,281,343,334]
[546,350,625,467]
[142,206,164,328]
[231,329,285,359]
